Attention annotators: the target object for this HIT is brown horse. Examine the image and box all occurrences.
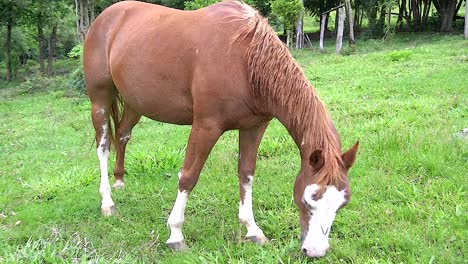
[84,0,358,258]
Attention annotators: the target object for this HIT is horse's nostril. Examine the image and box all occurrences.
[302,248,308,254]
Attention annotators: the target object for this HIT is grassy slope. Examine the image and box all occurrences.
[0,34,466,263]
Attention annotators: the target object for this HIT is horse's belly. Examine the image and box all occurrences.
[120,88,194,125]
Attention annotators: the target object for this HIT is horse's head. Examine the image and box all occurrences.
[294,141,359,257]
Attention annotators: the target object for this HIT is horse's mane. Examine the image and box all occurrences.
[229,1,345,186]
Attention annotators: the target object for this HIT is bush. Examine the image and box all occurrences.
[18,74,66,94]
[67,44,86,93]
[67,44,83,59]
[17,73,86,98]
[387,50,412,62]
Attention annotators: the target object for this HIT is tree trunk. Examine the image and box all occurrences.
[397,0,407,30]
[422,0,432,28]
[37,19,45,75]
[359,8,364,28]
[295,0,304,49]
[336,7,345,54]
[320,13,327,52]
[344,0,355,47]
[369,4,378,35]
[90,0,95,23]
[410,0,421,30]
[75,0,81,42]
[384,2,392,38]
[84,0,89,32]
[354,4,360,30]
[6,19,13,81]
[465,0,468,39]
[377,5,386,34]
[435,0,457,32]
[286,29,293,48]
[47,25,57,77]
[79,0,85,42]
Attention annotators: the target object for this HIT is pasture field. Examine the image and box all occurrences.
[0,33,467,263]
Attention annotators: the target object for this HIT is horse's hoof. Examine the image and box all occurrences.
[113,180,125,189]
[245,235,269,245]
[101,206,116,216]
[166,240,189,251]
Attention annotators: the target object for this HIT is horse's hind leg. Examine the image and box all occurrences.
[90,94,117,216]
[238,122,269,244]
[113,105,141,188]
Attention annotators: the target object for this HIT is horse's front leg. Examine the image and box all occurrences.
[166,122,223,250]
[238,122,269,244]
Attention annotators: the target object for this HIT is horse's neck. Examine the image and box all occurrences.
[271,85,339,159]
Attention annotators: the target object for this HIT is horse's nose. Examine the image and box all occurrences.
[301,245,330,258]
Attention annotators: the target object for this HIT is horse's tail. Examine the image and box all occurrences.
[109,93,123,149]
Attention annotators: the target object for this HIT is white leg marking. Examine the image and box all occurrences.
[119,134,131,143]
[96,108,105,115]
[98,124,114,213]
[113,179,125,188]
[167,190,189,243]
[301,184,346,257]
[239,175,265,238]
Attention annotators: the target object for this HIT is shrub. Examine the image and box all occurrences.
[387,50,412,62]
[18,75,66,94]
[67,44,86,93]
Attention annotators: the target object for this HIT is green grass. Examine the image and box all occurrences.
[1,34,467,263]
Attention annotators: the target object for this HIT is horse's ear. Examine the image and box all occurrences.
[309,149,324,170]
[342,141,359,169]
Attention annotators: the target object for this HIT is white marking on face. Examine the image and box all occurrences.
[301,184,346,257]
[301,140,305,146]
[239,175,264,238]
[196,49,199,54]
[167,190,189,243]
[98,124,114,209]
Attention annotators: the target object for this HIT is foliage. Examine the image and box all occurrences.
[17,74,66,94]
[271,0,304,31]
[245,0,272,16]
[184,0,272,14]
[387,49,411,62]
[67,44,83,59]
[0,34,466,263]
[67,44,85,93]
[184,0,218,10]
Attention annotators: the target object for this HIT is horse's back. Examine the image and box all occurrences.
[85,1,266,128]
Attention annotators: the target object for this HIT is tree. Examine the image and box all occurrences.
[304,0,340,32]
[74,0,96,42]
[465,0,467,39]
[271,0,304,47]
[295,0,305,49]
[28,0,69,76]
[433,0,458,31]
[0,0,29,81]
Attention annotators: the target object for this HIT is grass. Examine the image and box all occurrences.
[1,33,467,263]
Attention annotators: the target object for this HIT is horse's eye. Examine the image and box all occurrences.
[303,197,317,209]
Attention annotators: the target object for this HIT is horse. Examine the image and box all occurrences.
[83,0,359,258]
